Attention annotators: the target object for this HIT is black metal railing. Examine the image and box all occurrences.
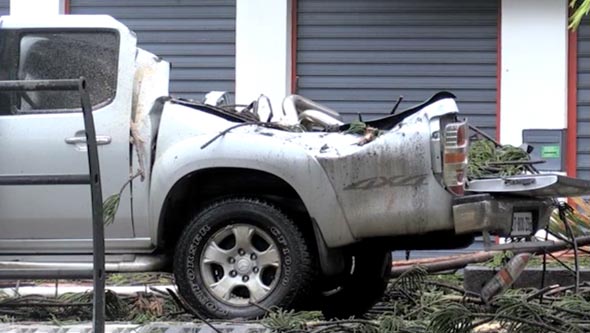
[0,78,106,333]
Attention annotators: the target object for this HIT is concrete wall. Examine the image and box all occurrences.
[500,0,569,145]
[10,0,64,15]
[235,0,291,120]
[237,0,572,140]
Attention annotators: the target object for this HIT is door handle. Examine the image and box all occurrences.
[65,135,112,145]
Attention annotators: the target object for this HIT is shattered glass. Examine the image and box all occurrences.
[0,30,119,114]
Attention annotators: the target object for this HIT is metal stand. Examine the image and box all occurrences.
[0,78,105,333]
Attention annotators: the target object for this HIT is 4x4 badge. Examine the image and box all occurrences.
[343,174,427,190]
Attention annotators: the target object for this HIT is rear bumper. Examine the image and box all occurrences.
[452,194,553,236]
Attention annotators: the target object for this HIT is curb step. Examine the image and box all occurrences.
[0,322,270,333]
[464,265,590,293]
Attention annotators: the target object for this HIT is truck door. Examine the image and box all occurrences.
[0,28,137,253]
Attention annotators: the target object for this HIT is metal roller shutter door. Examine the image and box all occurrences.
[0,0,8,15]
[70,0,236,101]
[578,21,590,179]
[297,0,498,137]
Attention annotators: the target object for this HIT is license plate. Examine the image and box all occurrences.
[511,212,533,236]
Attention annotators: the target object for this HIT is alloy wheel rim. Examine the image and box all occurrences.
[199,224,281,306]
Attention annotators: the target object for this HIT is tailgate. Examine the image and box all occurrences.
[467,174,590,197]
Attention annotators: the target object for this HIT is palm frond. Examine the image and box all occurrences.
[570,0,590,30]
[495,296,546,333]
[428,303,473,333]
[549,200,590,239]
[102,170,143,226]
[389,266,427,294]
[554,294,590,320]
[102,193,121,226]
[376,314,407,332]
[261,307,322,332]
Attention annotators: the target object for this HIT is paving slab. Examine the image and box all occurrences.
[0,322,270,333]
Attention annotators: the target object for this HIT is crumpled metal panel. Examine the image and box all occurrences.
[0,323,270,333]
[312,98,458,238]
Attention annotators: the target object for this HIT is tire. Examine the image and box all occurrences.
[318,250,391,319]
[173,198,313,319]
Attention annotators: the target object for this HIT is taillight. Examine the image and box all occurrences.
[443,122,468,195]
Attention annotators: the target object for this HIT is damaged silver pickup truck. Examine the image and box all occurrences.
[1,15,590,319]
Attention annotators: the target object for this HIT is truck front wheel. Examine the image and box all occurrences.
[173,198,313,319]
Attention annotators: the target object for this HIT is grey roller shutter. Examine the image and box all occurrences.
[0,0,8,15]
[578,21,590,179]
[70,0,235,101]
[297,0,498,137]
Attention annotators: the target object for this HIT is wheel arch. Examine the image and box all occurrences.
[157,167,317,254]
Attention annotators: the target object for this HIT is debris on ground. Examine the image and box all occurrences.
[3,268,590,332]
[0,288,189,324]
[255,267,590,332]
[550,197,590,238]
[0,274,190,324]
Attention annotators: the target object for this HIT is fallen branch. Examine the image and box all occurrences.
[393,252,488,268]
[0,302,91,307]
[391,235,590,277]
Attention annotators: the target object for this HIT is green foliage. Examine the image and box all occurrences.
[549,198,590,239]
[427,272,463,285]
[389,266,427,293]
[0,286,187,323]
[343,121,382,146]
[106,272,173,286]
[428,303,473,333]
[5,271,590,332]
[495,296,548,333]
[495,295,586,333]
[554,294,590,320]
[102,193,121,226]
[487,251,514,268]
[374,314,412,333]
[570,0,590,30]
[261,307,322,332]
[103,170,142,226]
[57,290,127,320]
[468,140,529,179]
[345,121,368,135]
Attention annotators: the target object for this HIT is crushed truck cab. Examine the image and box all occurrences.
[1,14,589,319]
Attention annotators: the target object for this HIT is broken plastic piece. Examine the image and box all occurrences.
[480,253,531,303]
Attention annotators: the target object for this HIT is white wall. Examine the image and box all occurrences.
[500,0,568,145]
[10,0,65,15]
[235,0,291,120]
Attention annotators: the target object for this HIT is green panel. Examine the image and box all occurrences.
[541,145,560,159]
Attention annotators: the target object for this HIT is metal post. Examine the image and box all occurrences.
[78,78,106,333]
[0,78,106,330]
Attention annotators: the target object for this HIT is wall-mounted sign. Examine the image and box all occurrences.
[522,129,566,172]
